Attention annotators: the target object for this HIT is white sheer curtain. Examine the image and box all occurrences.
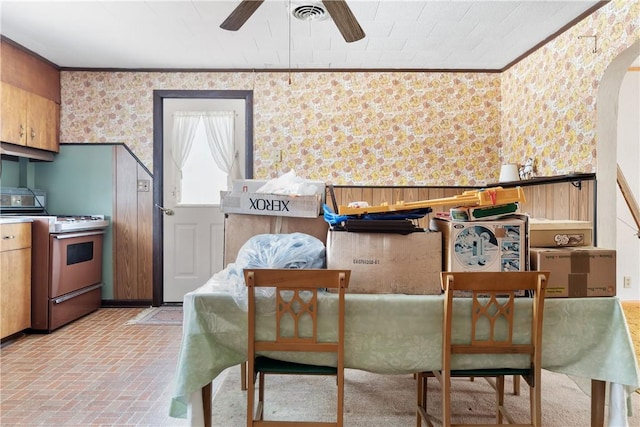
[171,112,201,202]
[201,111,238,189]
[171,111,237,201]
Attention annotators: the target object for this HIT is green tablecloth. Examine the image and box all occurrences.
[170,285,639,422]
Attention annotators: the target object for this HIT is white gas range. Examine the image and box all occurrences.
[0,187,109,332]
[0,187,109,233]
[37,214,109,233]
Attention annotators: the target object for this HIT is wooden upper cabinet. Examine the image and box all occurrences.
[1,82,28,146]
[1,38,60,152]
[27,91,60,152]
[1,82,60,152]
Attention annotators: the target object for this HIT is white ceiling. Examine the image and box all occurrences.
[0,0,604,71]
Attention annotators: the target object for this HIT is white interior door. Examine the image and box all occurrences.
[162,98,246,303]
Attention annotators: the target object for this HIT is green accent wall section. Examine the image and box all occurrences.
[0,158,36,189]
[0,160,22,187]
[34,144,115,299]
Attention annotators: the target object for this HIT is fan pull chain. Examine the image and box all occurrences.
[288,0,292,85]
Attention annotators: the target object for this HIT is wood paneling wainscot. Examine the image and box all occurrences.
[113,145,153,301]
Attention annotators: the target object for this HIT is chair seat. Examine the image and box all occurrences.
[255,356,338,375]
[450,368,530,377]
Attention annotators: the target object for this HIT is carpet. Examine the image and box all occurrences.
[622,301,640,368]
[211,365,640,427]
[125,306,182,325]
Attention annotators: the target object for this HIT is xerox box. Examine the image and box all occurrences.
[220,191,322,218]
[223,214,329,264]
[530,247,616,297]
[430,214,528,272]
[231,179,326,205]
[326,230,442,294]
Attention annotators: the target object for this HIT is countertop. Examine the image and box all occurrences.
[0,217,34,224]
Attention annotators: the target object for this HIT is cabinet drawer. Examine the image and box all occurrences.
[0,223,32,251]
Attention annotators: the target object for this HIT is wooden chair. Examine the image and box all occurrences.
[244,268,350,427]
[417,271,549,427]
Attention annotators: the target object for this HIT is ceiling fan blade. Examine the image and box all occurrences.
[220,0,265,31]
[322,0,365,43]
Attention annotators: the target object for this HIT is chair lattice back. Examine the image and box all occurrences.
[244,268,350,355]
[469,292,516,349]
[275,287,319,344]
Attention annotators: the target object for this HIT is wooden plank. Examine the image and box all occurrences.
[530,185,547,218]
[362,187,374,206]
[402,187,419,204]
[115,145,139,299]
[617,165,640,233]
[550,183,570,219]
[137,165,154,299]
[568,181,585,221]
[583,180,595,222]
[373,187,393,208]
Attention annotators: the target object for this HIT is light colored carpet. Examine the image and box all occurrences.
[211,365,640,426]
[622,301,640,367]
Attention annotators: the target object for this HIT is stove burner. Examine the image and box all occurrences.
[57,215,104,222]
[53,215,109,233]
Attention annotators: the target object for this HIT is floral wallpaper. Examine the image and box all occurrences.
[61,71,500,186]
[501,0,639,177]
[60,0,638,186]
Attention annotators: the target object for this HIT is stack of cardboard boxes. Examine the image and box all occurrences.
[528,219,616,297]
[431,212,615,298]
[222,180,615,298]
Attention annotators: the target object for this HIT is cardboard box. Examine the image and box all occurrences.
[326,230,442,294]
[529,219,592,247]
[530,247,616,297]
[224,214,329,264]
[430,214,528,272]
[220,191,322,218]
[232,179,326,204]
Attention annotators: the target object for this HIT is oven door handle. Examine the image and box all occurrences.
[53,283,102,304]
[52,230,105,240]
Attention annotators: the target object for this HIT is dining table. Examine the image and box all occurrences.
[169,282,640,427]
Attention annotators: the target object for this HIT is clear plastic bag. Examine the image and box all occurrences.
[204,232,326,311]
[255,170,320,196]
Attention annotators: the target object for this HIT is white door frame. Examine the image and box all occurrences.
[152,90,253,306]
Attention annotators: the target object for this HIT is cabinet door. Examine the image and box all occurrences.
[0,82,28,146]
[27,92,60,152]
[0,248,32,338]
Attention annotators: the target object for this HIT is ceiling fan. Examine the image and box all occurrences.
[220,0,366,43]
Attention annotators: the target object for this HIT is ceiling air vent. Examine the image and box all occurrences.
[292,3,328,22]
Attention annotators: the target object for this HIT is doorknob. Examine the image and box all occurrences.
[155,204,175,216]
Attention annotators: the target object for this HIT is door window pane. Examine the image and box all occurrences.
[179,121,227,205]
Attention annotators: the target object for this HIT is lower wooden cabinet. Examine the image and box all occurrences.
[0,222,32,339]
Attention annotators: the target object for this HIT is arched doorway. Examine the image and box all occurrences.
[596,40,640,297]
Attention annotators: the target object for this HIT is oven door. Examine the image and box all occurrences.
[50,230,104,298]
